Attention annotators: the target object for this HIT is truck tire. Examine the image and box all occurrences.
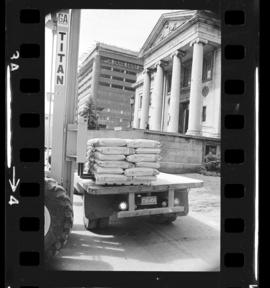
[83,217,109,230]
[151,213,177,224]
[44,178,73,262]
[83,215,98,230]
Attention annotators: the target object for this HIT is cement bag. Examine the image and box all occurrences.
[94,152,125,161]
[95,160,134,169]
[135,148,161,154]
[126,154,161,163]
[93,164,123,174]
[87,138,127,147]
[94,173,132,184]
[135,162,160,169]
[124,167,159,176]
[126,139,161,148]
[132,175,157,181]
[95,146,134,155]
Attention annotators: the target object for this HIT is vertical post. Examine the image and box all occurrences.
[168,188,174,208]
[140,69,151,129]
[51,9,71,185]
[151,61,164,131]
[186,39,207,136]
[167,50,185,133]
[64,9,81,201]
[128,192,135,211]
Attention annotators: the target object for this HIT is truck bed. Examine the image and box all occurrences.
[74,172,203,195]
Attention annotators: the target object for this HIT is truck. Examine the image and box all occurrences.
[44,9,203,260]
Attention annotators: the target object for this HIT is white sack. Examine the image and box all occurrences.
[95,160,134,169]
[135,162,160,169]
[124,167,159,176]
[95,146,134,155]
[126,154,161,163]
[132,175,157,181]
[94,173,132,183]
[93,164,123,174]
[94,152,125,161]
[126,139,161,148]
[135,148,161,154]
[87,138,127,147]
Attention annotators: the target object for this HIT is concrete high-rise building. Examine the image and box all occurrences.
[133,10,221,139]
[77,42,143,129]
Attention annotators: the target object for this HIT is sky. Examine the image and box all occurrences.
[45,9,176,113]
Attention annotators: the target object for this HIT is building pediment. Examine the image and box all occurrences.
[139,10,220,57]
[150,20,186,48]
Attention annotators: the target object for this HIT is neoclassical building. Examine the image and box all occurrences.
[133,10,221,138]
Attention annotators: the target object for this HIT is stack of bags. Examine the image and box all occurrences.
[85,138,161,185]
[125,139,161,185]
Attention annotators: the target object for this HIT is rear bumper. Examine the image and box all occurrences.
[117,206,185,218]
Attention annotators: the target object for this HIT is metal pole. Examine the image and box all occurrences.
[46,20,56,169]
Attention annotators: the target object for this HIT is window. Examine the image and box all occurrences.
[139,94,143,108]
[202,106,206,122]
[99,81,110,87]
[120,118,122,122]
[100,74,111,79]
[112,76,124,81]
[113,67,125,73]
[101,65,111,71]
[149,91,152,106]
[125,78,135,83]
[111,84,123,90]
[182,63,192,87]
[107,108,110,112]
[202,52,213,82]
[126,70,136,76]
[125,86,135,91]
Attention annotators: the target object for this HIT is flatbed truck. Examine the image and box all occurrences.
[74,172,203,229]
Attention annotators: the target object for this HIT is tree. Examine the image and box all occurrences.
[79,98,103,130]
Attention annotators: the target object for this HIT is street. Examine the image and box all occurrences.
[47,174,220,271]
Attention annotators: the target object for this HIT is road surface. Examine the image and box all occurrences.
[47,174,220,271]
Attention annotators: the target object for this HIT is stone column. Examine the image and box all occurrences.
[151,61,164,131]
[186,39,207,136]
[132,90,140,128]
[167,50,185,133]
[212,47,221,138]
[140,69,151,129]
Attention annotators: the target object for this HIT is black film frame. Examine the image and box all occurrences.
[5,0,259,287]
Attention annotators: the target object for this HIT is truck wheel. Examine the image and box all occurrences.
[83,217,109,230]
[44,178,73,262]
[97,217,109,229]
[151,213,177,224]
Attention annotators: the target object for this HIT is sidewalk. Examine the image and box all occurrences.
[178,173,220,227]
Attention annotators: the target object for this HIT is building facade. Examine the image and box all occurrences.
[133,10,221,139]
[77,42,143,129]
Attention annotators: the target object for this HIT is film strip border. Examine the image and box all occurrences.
[5,0,258,288]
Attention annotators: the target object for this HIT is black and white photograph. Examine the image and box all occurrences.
[44,9,221,271]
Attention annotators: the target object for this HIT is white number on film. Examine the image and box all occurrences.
[10,50,20,71]
[10,50,19,60]
[8,195,19,206]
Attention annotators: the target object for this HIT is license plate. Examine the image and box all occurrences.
[141,196,157,205]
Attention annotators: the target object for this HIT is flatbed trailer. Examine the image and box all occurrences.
[74,172,203,230]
